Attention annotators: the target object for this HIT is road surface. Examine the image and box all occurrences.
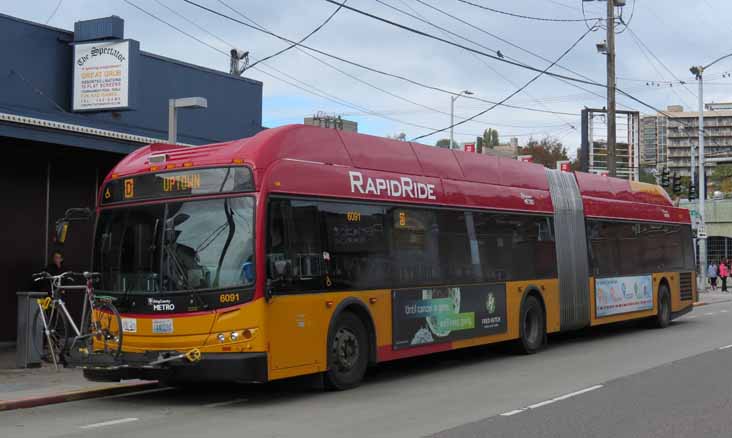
[3,299,732,438]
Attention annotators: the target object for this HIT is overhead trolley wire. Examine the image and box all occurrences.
[123,0,483,136]
[242,0,348,71]
[454,0,602,22]
[411,25,597,140]
[181,0,579,117]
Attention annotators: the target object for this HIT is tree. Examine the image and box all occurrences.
[711,164,732,193]
[483,128,499,148]
[435,138,459,148]
[517,136,568,169]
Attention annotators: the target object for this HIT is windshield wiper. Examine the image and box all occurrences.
[213,198,236,288]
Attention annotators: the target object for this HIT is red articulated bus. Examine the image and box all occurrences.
[81,124,695,388]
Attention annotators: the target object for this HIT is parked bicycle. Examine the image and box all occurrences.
[31,271,123,368]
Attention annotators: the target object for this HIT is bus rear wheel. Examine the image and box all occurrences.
[654,284,671,329]
[518,295,545,354]
[325,312,368,390]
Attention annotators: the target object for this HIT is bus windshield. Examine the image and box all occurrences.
[94,196,255,294]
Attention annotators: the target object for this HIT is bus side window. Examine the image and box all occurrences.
[267,199,324,293]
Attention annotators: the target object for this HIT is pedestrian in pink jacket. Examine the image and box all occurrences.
[719,261,729,292]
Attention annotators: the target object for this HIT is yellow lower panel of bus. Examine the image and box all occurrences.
[118,298,268,353]
[265,280,561,381]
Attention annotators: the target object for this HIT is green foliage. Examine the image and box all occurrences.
[435,138,459,148]
[517,136,568,169]
[711,164,732,193]
[482,128,499,148]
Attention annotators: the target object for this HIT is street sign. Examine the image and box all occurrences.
[697,226,707,239]
[463,142,476,153]
[557,160,571,172]
[517,155,533,163]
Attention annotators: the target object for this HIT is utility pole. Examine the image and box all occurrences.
[606,0,617,177]
[691,63,708,291]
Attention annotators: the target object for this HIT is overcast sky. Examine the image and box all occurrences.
[3,0,732,154]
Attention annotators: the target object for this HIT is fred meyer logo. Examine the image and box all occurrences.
[147,297,175,312]
[348,171,436,200]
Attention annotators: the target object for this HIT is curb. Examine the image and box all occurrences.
[0,381,159,412]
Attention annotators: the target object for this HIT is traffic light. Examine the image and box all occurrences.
[688,181,697,201]
[672,173,681,195]
[661,167,670,187]
[476,136,483,154]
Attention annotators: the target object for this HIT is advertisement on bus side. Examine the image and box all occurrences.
[595,275,653,317]
[392,284,507,350]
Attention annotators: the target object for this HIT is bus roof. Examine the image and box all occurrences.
[105,124,689,224]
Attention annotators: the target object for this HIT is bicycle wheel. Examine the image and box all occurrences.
[89,302,123,358]
[32,304,69,365]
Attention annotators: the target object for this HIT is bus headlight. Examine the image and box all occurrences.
[217,333,226,343]
[230,331,239,341]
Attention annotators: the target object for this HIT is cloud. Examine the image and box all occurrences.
[3,0,730,151]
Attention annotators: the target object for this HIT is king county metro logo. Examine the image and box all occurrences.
[486,293,496,314]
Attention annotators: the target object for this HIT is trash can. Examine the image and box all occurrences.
[16,291,46,368]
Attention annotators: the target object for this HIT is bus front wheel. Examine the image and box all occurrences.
[654,284,671,329]
[325,312,368,390]
[518,295,545,354]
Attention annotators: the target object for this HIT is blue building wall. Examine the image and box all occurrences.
[0,13,263,152]
[0,13,264,342]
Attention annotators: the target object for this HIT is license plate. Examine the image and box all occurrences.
[121,318,137,333]
[152,319,173,334]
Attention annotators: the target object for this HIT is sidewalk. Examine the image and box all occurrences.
[696,288,732,306]
[0,346,157,411]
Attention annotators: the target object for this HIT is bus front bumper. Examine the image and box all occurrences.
[78,351,268,383]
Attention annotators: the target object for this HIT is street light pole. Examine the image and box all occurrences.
[168,97,208,144]
[449,90,473,150]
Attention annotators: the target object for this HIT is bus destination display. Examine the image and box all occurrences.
[101,167,253,204]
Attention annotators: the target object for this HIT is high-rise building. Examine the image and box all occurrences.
[665,105,732,177]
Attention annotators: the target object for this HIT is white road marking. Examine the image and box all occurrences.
[687,315,696,319]
[718,344,732,350]
[80,417,139,429]
[500,385,604,417]
[500,409,525,416]
[203,397,249,408]
[705,312,715,316]
[721,310,729,313]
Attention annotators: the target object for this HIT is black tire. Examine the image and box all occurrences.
[32,304,69,365]
[517,295,546,354]
[88,302,124,358]
[654,284,671,329]
[324,312,369,390]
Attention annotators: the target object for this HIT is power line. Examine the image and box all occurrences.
[624,26,697,100]
[454,0,600,22]
[243,0,347,71]
[181,0,580,117]
[411,25,596,140]
[324,0,681,122]
[407,0,637,112]
[191,0,598,88]
[45,0,63,24]
[123,0,481,135]
[385,0,577,129]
